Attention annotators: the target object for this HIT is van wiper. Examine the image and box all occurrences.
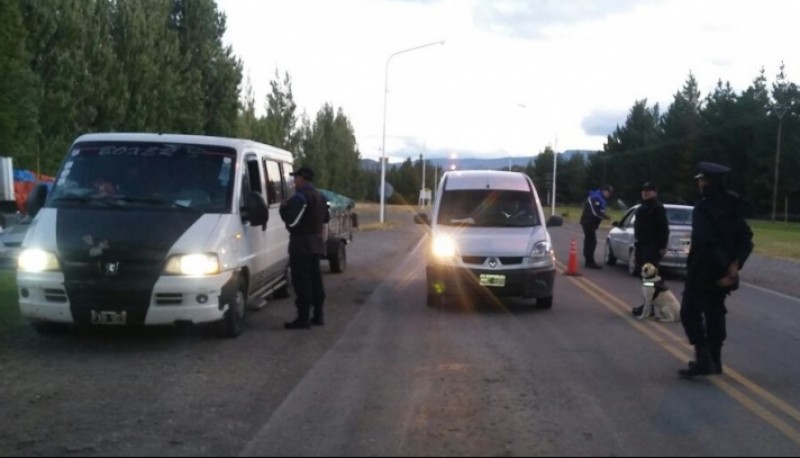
[53,196,116,206]
[111,196,199,211]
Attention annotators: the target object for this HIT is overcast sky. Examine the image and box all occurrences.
[215,0,800,162]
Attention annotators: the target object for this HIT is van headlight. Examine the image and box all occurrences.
[18,249,61,272]
[529,241,554,266]
[432,235,457,259]
[165,254,220,276]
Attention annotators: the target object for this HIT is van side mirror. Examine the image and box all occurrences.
[243,192,269,230]
[26,184,49,218]
[612,221,620,228]
[414,213,430,226]
[546,215,563,228]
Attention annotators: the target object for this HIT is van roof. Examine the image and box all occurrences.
[72,132,292,157]
[442,170,532,192]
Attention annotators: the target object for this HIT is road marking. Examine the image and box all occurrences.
[557,261,800,447]
[741,281,800,304]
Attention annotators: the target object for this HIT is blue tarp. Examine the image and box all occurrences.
[319,189,355,214]
[13,170,38,182]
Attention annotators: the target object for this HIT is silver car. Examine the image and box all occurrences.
[604,204,693,276]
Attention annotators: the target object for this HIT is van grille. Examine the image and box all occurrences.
[462,256,486,265]
[44,289,68,303]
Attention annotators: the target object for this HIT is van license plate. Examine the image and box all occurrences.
[480,274,506,287]
[91,311,127,325]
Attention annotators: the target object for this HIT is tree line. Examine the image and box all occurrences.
[1,0,797,217]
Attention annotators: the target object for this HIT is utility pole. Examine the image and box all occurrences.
[772,105,790,222]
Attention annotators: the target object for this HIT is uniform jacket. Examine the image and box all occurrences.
[686,186,753,291]
[279,183,330,256]
[634,198,669,250]
[580,189,608,228]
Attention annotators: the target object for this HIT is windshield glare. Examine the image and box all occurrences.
[437,189,540,227]
[48,142,236,212]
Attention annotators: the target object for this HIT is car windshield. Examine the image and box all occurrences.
[666,207,693,226]
[437,189,540,228]
[47,142,236,213]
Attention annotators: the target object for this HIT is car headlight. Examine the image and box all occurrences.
[165,254,220,276]
[18,249,61,272]
[432,235,457,259]
[530,241,554,265]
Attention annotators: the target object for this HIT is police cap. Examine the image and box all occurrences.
[290,166,315,181]
[642,181,658,192]
[694,162,731,179]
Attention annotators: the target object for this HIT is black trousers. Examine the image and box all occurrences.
[680,288,728,348]
[290,254,325,321]
[582,224,598,264]
[635,244,663,274]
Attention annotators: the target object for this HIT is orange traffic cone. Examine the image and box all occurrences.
[564,238,582,276]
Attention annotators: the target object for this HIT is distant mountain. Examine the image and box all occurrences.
[361,150,598,172]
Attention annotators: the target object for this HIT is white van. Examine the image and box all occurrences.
[415,170,562,308]
[17,133,294,338]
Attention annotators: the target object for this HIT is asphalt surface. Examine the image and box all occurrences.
[1,210,799,456]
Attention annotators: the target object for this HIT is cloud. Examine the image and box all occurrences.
[581,109,627,136]
[472,0,647,40]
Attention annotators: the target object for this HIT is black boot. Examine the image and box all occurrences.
[284,318,311,330]
[709,344,723,375]
[679,346,717,378]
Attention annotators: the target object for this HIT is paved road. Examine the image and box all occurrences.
[1,210,799,456]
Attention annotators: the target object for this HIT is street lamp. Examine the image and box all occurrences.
[771,105,790,222]
[380,40,445,224]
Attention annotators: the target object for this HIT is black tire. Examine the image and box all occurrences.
[273,267,291,299]
[604,241,617,266]
[427,293,443,308]
[216,278,246,338]
[31,321,71,335]
[628,249,638,277]
[329,242,347,273]
[536,296,554,309]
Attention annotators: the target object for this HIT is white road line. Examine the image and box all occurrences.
[741,281,800,304]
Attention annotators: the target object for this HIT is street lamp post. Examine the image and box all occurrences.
[380,40,444,224]
[771,105,790,222]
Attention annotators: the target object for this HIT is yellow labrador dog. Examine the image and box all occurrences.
[640,263,680,323]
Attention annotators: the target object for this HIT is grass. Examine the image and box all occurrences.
[553,205,800,261]
[0,271,20,330]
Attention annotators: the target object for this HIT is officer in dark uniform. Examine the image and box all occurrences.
[679,162,753,377]
[580,185,613,269]
[632,181,669,317]
[279,166,330,330]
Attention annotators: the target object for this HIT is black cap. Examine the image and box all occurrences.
[694,162,731,179]
[642,181,658,192]
[290,166,314,181]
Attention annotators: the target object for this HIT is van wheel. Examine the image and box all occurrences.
[536,297,553,309]
[329,242,347,273]
[31,321,71,335]
[604,241,617,266]
[427,293,443,308]
[216,278,246,338]
[274,267,291,299]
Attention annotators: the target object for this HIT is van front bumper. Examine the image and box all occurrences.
[426,264,555,299]
[17,271,234,326]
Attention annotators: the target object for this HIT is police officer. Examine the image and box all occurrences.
[632,181,669,317]
[280,166,330,330]
[580,185,614,269]
[679,162,753,377]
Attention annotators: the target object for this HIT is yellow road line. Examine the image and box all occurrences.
[556,262,800,446]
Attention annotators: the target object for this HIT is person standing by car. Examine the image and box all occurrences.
[280,166,330,330]
[679,162,753,378]
[580,185,614,269]
[632,181,670,317]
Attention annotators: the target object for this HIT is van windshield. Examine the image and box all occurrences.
[47,141,236,212]
[437,189,541,228]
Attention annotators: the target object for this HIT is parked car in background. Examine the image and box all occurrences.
[604,204,693,276]
[0,216,30,269]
